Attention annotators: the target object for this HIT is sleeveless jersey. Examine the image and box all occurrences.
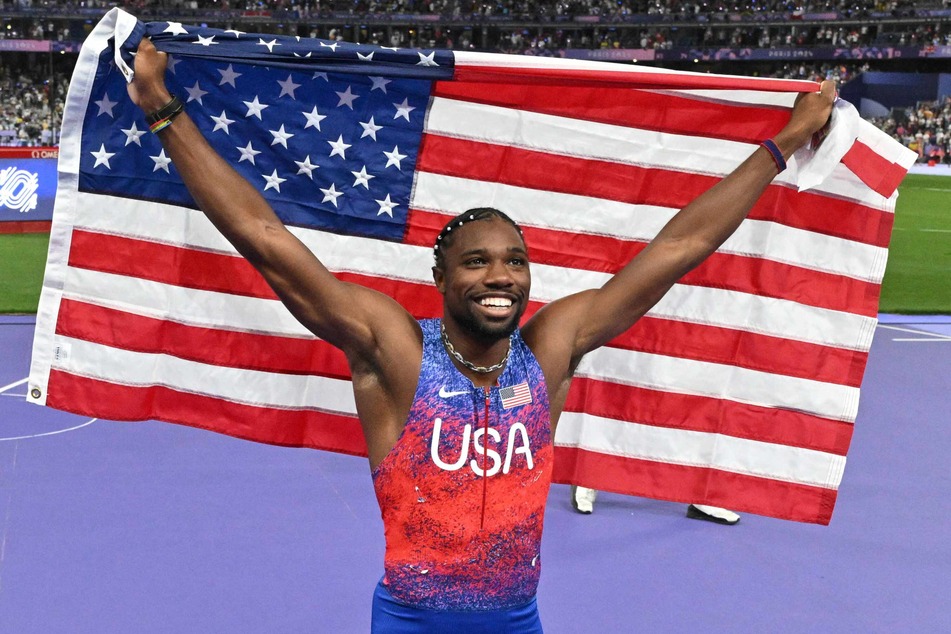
[371,318,553,611]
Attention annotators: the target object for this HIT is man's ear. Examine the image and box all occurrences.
[432,266,446,294]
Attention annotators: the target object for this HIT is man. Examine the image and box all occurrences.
[127,37,834,632]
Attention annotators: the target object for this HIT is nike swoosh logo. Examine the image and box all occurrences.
[438,387,469,398]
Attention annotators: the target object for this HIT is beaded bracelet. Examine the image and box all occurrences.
[760,138,786,173]
[146,95,184,134]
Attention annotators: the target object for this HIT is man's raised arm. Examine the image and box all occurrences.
[126,39,418,360]
[526,81,837,370]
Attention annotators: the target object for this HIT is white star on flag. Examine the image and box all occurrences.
[270,125,294,148]
[335,86,359,109]
[243,96,269,119]
[393,98,415,121]
[351,166,375,189]
[224,29,245,37]
[277,75,301,99]
[327,135,352,159]
[369,76,391,93]
[313,72,329,81]
[211,110,235,134]
[357,51,375,62]
[302,107,327,131]
[195,34,218,46]
[121,122,146,146]
[383,146,407,170]
[167,56,181,74]
[164,22,188,35]
[295,156,319,178]
[262,169,286,192]
[320,183,343,207]
[375,194,398,217]
[293,52,314,58]
[185,81,208,105]
[237,142,261,164]
[90,144,115,168]
[320,42,339,52]
[359,117,383,141]
[151,149,172,173]
[95,94,117,117]
[258,38,279,53]
[417,51,438,67]
[218,65,242,87]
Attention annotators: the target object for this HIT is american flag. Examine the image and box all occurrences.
[500,382,533,410]
[28,9,915,524]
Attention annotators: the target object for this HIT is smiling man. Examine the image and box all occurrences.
[127,36,834,633]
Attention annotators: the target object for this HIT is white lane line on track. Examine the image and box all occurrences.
[0,419,98,442]
[890,338,951,342]
[0,378,28,395]
[878,324,951,342]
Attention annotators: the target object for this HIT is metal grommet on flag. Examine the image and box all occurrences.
[30,388,41,399]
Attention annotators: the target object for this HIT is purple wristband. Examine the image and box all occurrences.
[760,138,786,173]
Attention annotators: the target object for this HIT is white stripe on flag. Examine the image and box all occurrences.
[424,96,894,209]
[411,172,889,281]
[576,347,860,422]
[61,241,877,352]
[52,336,357,412]
[555,411,847,489]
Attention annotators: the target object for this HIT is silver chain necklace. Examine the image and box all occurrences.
[441,322,511,374]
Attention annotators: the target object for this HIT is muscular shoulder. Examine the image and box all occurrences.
[521,289,597,388]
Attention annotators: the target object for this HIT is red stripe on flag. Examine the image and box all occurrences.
[451,64,818,94]
[46,369,368,455]
[616,316,868,387]
[417,134,893,248]
[552,446,836,524]
[55,298,352,378]
[433,82,791,143]
[67,229,446,316]
[405,209,882,316]
[68,229,275,298]
[63,234,865,385]
[841,139,909,199]
[565,377,855,456]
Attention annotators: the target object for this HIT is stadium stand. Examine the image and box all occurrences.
[1,0,950,151]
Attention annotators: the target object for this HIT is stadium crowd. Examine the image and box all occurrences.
[0,62,64,146]
[1,0,948,157]
[2,0,950,50]
[873,98,951,164]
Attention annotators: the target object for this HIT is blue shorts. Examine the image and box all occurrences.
[371,580,544,633]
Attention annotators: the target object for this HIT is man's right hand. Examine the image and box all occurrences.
[127,38,172,114]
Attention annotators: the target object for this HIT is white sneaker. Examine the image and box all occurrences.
[686,504,741,525]
[570,485,598,514]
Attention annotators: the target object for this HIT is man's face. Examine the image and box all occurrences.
[434,218,531,341]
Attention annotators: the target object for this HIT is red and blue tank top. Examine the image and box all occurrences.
[371,318,553,611]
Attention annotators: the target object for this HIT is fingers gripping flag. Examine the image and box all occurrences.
[29,9,916,524]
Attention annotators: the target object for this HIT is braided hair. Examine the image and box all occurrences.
[432,207,526,270]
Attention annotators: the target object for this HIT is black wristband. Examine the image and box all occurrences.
[146,95,184,126]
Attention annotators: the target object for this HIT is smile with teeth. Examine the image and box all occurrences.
[479,297,513,309]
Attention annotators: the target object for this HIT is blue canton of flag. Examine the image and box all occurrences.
[500,382,532,410]
[78,21,452,243]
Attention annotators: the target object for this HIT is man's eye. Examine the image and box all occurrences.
[466,258,485,266]
[509,258,526,266]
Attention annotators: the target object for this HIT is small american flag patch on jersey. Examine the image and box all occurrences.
[500,382,532,409]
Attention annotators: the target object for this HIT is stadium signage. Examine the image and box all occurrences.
[0,148,57,223]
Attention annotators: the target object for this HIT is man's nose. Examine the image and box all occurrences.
[483,259,514,286]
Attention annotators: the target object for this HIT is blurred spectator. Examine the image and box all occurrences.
[0,62,65,147]
[874,97,951,164]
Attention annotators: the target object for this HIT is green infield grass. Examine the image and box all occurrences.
[880,174,951,314]
[0,232,50,314]
[0,173,948,314]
